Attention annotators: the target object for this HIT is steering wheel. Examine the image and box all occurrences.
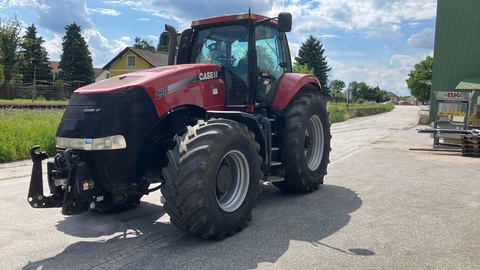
[216,56,236,66]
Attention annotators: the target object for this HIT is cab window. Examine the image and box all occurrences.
[191,25,250,104]
[255,25,284,104]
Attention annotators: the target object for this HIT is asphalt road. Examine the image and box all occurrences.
[1,105,478,270]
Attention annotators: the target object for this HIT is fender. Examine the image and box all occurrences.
[271,73,322,110]
[206,110,270,173]
[136,105,206,182]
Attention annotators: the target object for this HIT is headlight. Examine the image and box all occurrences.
[56,135,127,150]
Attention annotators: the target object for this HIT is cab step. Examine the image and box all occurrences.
[262,175,284,182]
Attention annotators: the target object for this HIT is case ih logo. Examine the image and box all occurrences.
[443,92,464,99]
[199,71,218,81]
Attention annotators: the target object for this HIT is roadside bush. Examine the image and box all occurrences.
[328,110,345,123]
[328,102,395,124]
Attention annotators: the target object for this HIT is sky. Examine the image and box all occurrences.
[1,0,437,96]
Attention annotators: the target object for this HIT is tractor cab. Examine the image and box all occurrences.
[163,12,293,108]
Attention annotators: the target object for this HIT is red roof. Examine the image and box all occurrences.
[50,61,61,73]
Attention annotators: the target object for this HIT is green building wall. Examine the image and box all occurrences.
[430,0,480,122]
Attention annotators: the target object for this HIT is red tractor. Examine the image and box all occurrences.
[28,11,331,239]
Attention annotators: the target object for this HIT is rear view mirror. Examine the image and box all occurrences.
[277,12,292,32]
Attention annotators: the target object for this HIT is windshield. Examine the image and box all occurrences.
[191,25,249,71]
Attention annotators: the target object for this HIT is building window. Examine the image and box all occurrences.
[127,55,136,67]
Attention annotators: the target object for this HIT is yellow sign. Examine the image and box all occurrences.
[438,112,466,116]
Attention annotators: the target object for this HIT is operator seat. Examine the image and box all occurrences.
[236,58,248,76]
[226,58,248,103]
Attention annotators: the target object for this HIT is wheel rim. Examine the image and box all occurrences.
[215,150,250,212]
[304,115,324,171]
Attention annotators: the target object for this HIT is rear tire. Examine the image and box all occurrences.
[162,119,262,239]
[273,90,331,193]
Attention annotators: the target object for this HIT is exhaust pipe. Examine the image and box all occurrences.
[165,24,177,65]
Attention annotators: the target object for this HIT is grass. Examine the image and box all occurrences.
[0,102,396,163]
[327,102,395,123]
[0,98,69,105]
[0,109,63,163]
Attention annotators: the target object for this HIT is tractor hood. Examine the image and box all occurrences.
[76,64,222,95]
[75,64,225,117]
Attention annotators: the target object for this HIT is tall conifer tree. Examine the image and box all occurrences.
[59,23,94,85]
[18,24,53,83]
[294,35,331,93]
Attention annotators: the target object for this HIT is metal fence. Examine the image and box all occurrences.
[0,83,79,100]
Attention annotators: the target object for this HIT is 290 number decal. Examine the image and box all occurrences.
[155,87,168,100]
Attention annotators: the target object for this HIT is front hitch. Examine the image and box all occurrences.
[60,148,89,215]
[27,146,91,214]
[28,146,62,208]
[28,146,120,215]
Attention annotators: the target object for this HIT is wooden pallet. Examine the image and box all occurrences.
[461,134,480,157]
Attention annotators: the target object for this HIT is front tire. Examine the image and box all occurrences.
[273,90,331,193]
[161,119,262,239]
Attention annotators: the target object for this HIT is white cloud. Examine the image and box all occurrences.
[43,33,62,60]
[329,51,433,96]
[89,8,121,16]
[408,28,435,49]
[126,0,282,24]
[8,0,50,12]
[288,0,436,40]
[146,35,158,41]
[102,0,138,8]
[320,34,340,39]
[288,42,301,62]
[364,23,402,40]
[9,0,93,33]
[329,50,365,58]
[332,64,408,95]
[83,29,129,67]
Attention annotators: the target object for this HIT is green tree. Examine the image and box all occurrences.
[294,35,331,92]
[0,16,21,87]
[18,24,53,84]
[406,55,433,102]
[346,81,360,101]
[328,79,346,102]
[133,36,153,49]
[0,65,4,84]
[350,82,389,103]
[293,62,314,74]
[58,23,94,86]
[373,88,389,103]
[356,82,371,100]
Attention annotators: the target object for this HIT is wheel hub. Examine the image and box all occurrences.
[214,150,250,212]
[216,164,232,194]
[304,115,325,171]
[304,136,312,150]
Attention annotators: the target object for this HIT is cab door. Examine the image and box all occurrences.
[254,25,290,106]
